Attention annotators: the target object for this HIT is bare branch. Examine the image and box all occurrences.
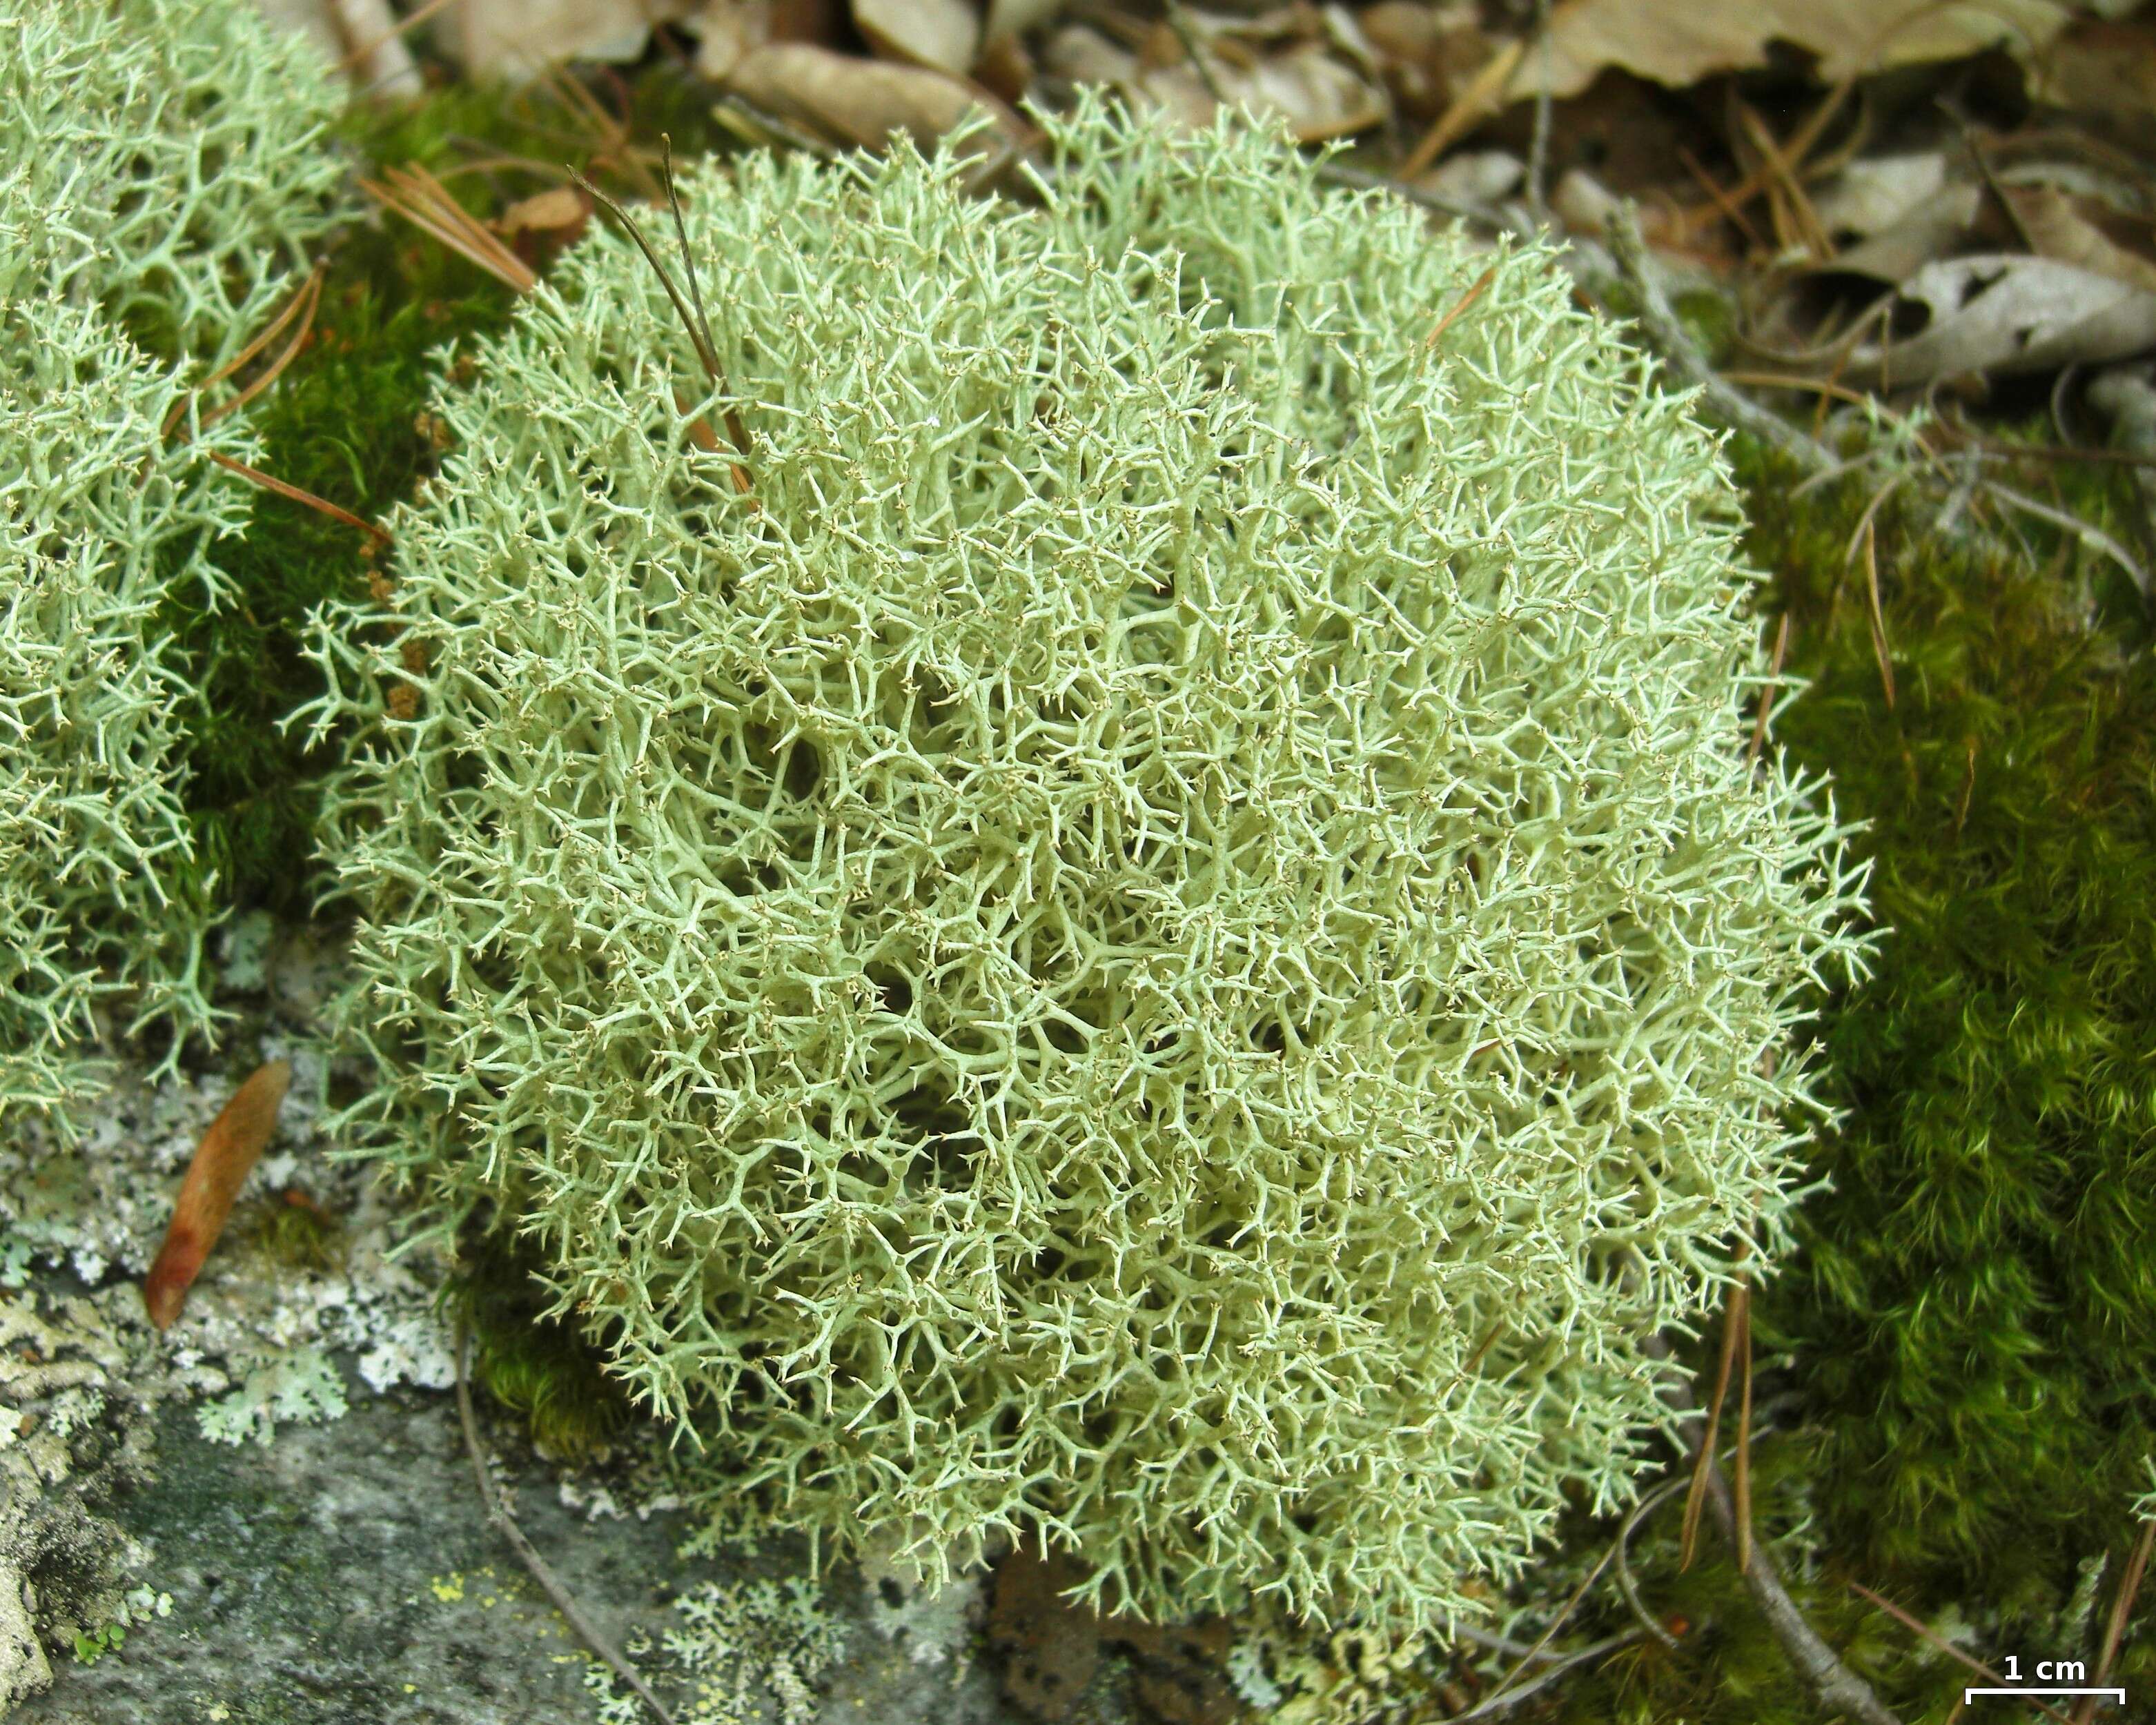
[455,1319,677,1725]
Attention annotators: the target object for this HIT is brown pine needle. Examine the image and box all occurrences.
[161,264,324,442]
[1848,1582,2074,1725]
[571,168,719,388]
[144,1061,293,1329]
[574,165,759,503]
[1425,263,1500,352]
[1675,145,1763,248]
[206,450,392,550]
[1680,1247,1750,1571]
[2077,1519,2156,1725]
[1857,516,1897,712]
[199,271,324,438]
[1732,1274,1754,1572]
[362,164,537,293]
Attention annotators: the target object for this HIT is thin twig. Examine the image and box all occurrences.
[1473,1474,1689,1715]
[1614,1496,1682,1653]
[206,451,391,550]
[1312,161,1530,239]
[1652,1339,1905,1725]
[1447,1628,1645,1722]
[455,1319,678,1725]
[1986,481,2150,598]
[1164,0,1231,110]
[1605,204,1836,480]
[710,94,836,159]
[1451,1623,1569,1666]
[1525,0,1553,230]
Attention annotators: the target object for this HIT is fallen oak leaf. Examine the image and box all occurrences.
[1851,254,2156,388]
[143,1061,293,1330]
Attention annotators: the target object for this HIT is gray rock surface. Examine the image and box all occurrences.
[13,1359,1035,1725]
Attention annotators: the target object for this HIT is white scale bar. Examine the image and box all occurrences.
[1964,1690,2125,1702]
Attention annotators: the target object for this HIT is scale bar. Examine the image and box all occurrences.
[1963,1690,2124,1702]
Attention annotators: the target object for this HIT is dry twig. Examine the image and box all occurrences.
[1652,1338,1905,1725]
[455,1319,677,1724]
[1604,204,1837,480]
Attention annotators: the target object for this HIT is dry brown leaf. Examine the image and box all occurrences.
[971,29,1032,97]
[2009,185,2156,295]
[1400,33,1521,175]
[725,40,1020,149]
[1814,153,1950,241]
[1854,255,2156,388]
[980,0,1059,48]
[855,0,979,75]
[1827,186,1981,284]
[1540,0,2074,99]
[447,0,694,79]
[2030,14,2156,144]
[253,0,424,92]
[1357,0,1489,116]
[1040,21,1135,86]
[694,0,772,77]
[143,1061,294,1330]
[1125,43,1384,141]
[495,185,591,238]
[1238,41,1386,139]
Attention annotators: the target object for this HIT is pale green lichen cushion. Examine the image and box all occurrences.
[300,99,1869,1633]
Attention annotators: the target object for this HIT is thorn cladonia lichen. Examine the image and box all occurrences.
[1,0,346,1144]
[300,97,1873,1637]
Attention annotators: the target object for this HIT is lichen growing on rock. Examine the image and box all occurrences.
[300,99,1869,1635]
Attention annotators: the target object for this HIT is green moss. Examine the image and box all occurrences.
[449,1234,634,1466]
[1724,438,2156,1615]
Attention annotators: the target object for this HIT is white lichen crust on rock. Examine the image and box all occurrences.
[301,98,1871,1636]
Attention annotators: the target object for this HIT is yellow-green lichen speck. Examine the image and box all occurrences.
[299,96,1872,1636]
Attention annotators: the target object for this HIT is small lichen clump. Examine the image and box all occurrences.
[1,0,348,371]
[303,102,1868,1633]
[0,0,346,1136]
